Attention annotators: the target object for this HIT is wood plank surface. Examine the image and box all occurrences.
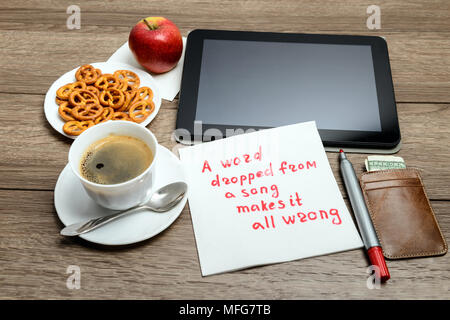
[0,0,449,300]
[1,0,449,33]
[0,189,449,299]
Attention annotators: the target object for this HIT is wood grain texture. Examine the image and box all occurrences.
[0,0,449,300]
[0,190,449,300]
[1,0,449,33]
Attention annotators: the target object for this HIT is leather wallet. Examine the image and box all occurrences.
[360,169,447,259]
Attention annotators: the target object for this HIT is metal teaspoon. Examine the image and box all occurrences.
[60,182,187,236]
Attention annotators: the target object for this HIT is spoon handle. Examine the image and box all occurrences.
[60,205,142,236]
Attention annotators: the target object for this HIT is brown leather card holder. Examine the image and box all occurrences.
[360,169,447,259]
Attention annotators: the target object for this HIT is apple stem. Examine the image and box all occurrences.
[143,18,158,30]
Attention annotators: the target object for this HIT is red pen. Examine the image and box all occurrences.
[339,150,390,282]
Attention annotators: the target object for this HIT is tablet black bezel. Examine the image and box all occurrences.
[176,29,401,149]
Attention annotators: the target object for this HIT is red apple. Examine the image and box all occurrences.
[129,17,183,74]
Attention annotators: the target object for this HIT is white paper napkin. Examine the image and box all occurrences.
[108,37,187,101]
[179,121,363,276]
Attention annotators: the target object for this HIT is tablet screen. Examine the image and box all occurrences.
[195,39,382,132]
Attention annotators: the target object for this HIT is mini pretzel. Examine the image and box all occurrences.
[72,81,87,90]
[121,81,139,95]
[63,120,94,136]
[112,112,131,121]
[86,85,100,96]
[75,64,99,85]
[94,107,114,124]
[128,100,154,123]
[58,102,75,121]
[132,86,154,104]
[117,90,136,112]
[69,89,99,107]
[117,79,129,92]
[56,81,86,100]
[94,74,120,90]
[114,70,140,90]
[71,104,104,121]
[55,97,65,106]
[99,88,125,109]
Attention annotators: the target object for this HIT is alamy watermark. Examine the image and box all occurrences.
[171,120,283,165]
[66,5,81,30]
[366,265,381,289]
[366,5,381,30]
[66,265,81,289]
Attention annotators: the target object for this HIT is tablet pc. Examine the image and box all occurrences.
[176,30,401,150]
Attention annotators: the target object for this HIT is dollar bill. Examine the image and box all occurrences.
[365,155,406,172]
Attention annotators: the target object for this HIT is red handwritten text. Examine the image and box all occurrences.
[252,215,276,230]
[221,146,262,168]
[281,208,342,225]
[279,160,317,174]
[241,184,279,198]
[211,162,273,187]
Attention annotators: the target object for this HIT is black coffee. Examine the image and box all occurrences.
[80,135,153,185]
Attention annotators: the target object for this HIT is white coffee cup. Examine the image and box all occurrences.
[68,121,158,210]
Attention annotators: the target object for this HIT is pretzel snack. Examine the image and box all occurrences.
[55,65,155,135]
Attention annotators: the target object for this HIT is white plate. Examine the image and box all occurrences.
[44,61,161,139]
[54,145,186,245]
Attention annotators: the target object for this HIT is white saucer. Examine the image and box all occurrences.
[44,61,161,139]
[54,145,186,245]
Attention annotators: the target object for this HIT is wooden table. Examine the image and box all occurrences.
[1,0,449,299]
